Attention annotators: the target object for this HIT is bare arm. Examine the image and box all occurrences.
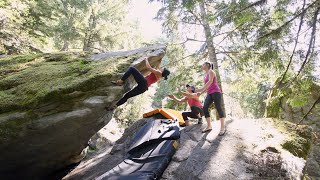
[145,58,162,77]
[197,70,215,94]
[181,91,199,99]
[168,95,187,103]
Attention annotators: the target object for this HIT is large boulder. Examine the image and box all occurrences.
[265,79,320,178]
[0,44,166,179]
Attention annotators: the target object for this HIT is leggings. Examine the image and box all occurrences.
[203,92,225,118]
[182,106,204,121]
[116,67,148,106]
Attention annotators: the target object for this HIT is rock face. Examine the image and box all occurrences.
[266,81,320,178]
[64,118,308,180]
[0,44,166,179]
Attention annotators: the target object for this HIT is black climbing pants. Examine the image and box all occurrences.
[203,92,225,118]
[116,67,148,106]
[182,106,204,121]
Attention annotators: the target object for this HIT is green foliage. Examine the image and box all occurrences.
[183,0,196,11]
[287,80,313,108]
[229,77,271,117]
[153,35,203,111]
[0,0,142,53]
[265,76,319,120]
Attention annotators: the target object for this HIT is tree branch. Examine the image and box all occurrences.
[187,10,203,25]
[176,53,196,62]
[168,39,189,46]
[161,53,196,68]
[258,0,319,40]
[293,5,319,80]
[213,42,237,63]
[178,20,202,26]
[296,94,320,126]
[212,29,238,38]
[217,23,244,45]
[216,51,261,55]
[216,51,240,54]
[278,0,306,85]
[168,38,205,46]
[215,0,267,22]
[186,37,206,42]
[161,50,210,68]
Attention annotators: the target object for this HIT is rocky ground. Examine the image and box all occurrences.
[162,118,306,180]
[64,117,310,180]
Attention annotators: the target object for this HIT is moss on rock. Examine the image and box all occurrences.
[282,137,312,160]
[273,119,313,159]
[0,52,139,114]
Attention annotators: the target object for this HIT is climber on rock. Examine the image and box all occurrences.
[106,57,170,111]
[168,84,204,126]
[197,62,226,135]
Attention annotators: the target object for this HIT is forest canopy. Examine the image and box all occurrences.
[1,0,319,119]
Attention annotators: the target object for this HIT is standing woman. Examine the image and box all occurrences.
[197,62,226,135]
[106,58,170,111]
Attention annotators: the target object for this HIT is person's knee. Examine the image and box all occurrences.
[218,110,226,118]
[199,110,204,117]
[216,105,225,118]
[182,112,188,120]
[184,120,190,126]
[128,66,134,72]
[203,105,209,114]
[203,107,210,118]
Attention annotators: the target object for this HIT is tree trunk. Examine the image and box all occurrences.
[60,0,73,52]
[83,9,97,52]
[199,0,226,118]
[83,31,90,52]
[60,40,69,51]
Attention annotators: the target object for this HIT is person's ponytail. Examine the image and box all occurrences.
[211,64,214,69]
